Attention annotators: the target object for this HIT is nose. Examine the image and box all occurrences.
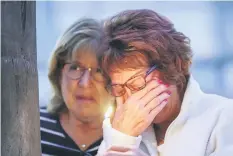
[78,70,92,88]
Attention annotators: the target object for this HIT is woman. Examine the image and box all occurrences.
[97,9,233,156]
[40,18,113,156]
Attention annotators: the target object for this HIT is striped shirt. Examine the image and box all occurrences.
[40,107,102,156]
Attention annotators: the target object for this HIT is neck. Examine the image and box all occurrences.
[59,111,104,150]
[60,111,104,133]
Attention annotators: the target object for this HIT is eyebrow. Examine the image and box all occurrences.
[68,61,84,67]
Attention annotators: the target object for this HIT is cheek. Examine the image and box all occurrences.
[95,83,115,105]
[165,86,179,112]
[61,73,75,99]
[95,84,109,100]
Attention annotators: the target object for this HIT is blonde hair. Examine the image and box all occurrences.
[47,18,104,114]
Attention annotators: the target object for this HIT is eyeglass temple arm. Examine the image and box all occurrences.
[146,65,158,76]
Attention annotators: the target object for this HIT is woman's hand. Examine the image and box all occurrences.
[103,146,149,156]
[112,79,170,137]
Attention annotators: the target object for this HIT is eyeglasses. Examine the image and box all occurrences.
[107,65,158,97]
[63,63,106,83]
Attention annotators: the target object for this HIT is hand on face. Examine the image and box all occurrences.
[111,79,171,137]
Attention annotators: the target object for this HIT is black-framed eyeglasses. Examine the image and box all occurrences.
[107,65,158,97]
[63,63,106,83]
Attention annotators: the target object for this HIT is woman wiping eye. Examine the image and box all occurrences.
[97,9,233,156]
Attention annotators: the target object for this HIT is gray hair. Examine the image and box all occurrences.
[47,18,104,114]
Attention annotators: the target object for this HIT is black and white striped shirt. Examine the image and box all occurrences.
[40,107,102,156]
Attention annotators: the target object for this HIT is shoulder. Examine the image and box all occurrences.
[210,95,233,123]
[195,93,233,123]
[40,106,60,126]
[40,106,65,137]
[185,87,233,126]
[186,76,233,113]
[203,95,233,153]
[40,107,67,154]
[200,93,233,111]
[40,106,57,119]
[183,76,233,118]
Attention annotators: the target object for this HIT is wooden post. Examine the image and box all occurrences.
[1,1,41,155]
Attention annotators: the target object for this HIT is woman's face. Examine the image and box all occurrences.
[60,50,113,121]
[109,65,180,125]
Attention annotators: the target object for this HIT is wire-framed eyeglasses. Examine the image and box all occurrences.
[63,63,106,83]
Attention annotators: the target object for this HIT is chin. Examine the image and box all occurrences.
[73,107,102,119]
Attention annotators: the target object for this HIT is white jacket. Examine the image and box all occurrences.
[97,76,233,156]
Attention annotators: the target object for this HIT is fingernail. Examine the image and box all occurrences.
[164,84,170,87]
[161,99,168,106]
[164,99,168,102]
[167,90,172,95]
[158,79,163,84]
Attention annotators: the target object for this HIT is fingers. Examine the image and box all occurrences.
[104,146,131,156]
[144,91,170,112]
[116,96,124,109]
[108,146,131,152]
[148,99,168,119]
[131,92,170,136]
[105,146,148,156]
[104,151,133,156]
[104,151,125,156]
[111,78,170,137]
[128,79,160,102]
[141,84,169,107]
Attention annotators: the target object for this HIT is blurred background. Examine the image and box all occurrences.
[36,1,233,106]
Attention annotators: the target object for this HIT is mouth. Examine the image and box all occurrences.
[76,95,96,103]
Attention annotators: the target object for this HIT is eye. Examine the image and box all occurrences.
[96,68,103,73]
[69,64,81,71]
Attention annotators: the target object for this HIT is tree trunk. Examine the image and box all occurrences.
[1,1,41,156]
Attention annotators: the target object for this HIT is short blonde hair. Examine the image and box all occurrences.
[47,18,104,114]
